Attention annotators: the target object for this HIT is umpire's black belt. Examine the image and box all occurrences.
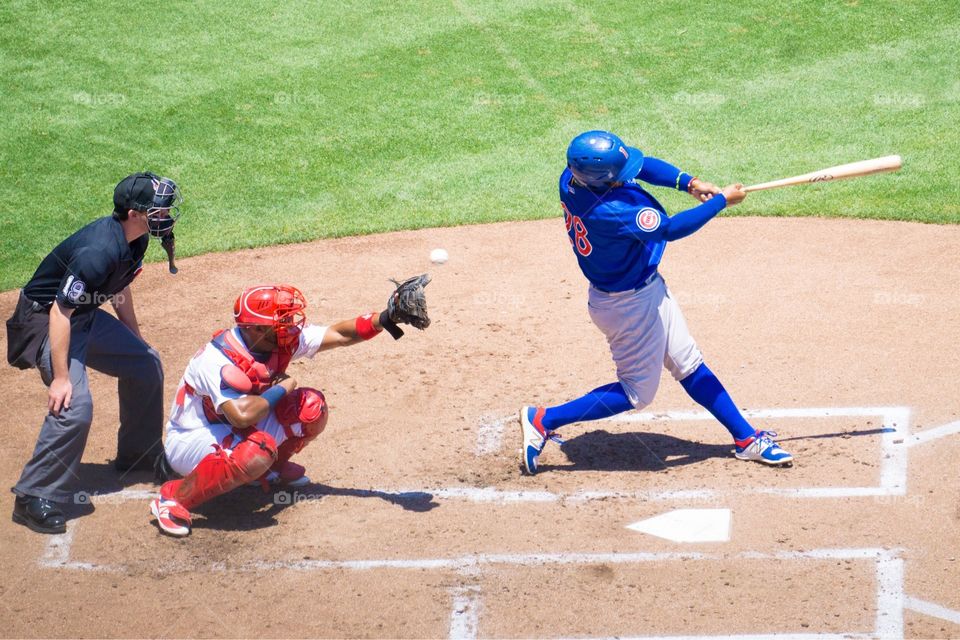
[5,291,51,369]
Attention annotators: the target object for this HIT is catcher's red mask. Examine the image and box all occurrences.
[233,284,306,350]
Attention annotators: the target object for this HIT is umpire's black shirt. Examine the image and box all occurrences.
[23,216,148,314]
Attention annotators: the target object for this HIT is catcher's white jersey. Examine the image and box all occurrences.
[167,324,328,436]
[163,325,328,475]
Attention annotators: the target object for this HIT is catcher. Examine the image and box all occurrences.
[149,275,430,537]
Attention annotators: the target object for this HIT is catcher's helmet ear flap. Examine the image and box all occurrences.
[234,285,307,349]
[566,130,644,188]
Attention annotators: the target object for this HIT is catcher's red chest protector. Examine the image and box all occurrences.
[176,329,296,425]
[211,328,294,393]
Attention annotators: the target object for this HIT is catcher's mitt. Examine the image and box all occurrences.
[379,273,431,339]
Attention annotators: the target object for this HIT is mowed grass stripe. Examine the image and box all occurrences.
[1,1,956,289]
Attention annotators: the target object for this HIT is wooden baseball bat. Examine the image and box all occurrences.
[743,155,902,193]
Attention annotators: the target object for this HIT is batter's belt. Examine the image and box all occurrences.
[590,269,660,295]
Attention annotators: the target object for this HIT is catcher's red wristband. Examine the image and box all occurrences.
[355,313,381,340]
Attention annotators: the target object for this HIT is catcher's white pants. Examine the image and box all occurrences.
[587,274,703,408]
[164,413,306,477]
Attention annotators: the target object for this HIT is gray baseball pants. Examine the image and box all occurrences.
[13,309,164,502]
[587,275,703,408]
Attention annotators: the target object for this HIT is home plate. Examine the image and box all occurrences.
[626,508,731,543]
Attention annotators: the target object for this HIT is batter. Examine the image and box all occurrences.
[520,130,792,475]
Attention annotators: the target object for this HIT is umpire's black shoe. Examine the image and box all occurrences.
[113,452,159,473]
[154,450,177,484]
[12,495,66,534]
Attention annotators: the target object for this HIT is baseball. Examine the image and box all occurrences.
[430,248,449,264]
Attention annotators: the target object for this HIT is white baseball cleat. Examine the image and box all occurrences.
[520,406,547,475]
[734,431,793,466]
[150,497,192,537]
[280,474,310,488]
[519,406,564,475]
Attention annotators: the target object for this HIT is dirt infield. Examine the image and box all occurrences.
[1,217,959,639]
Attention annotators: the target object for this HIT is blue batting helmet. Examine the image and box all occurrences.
[566,130,644,188]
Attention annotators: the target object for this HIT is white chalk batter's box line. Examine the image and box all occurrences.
[71,408,958,508]
[38,409,960,637]
[477,405,958,499]
[40,535,960,639]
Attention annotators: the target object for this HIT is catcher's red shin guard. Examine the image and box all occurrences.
[272,388,329,473]
[162,431,277,510]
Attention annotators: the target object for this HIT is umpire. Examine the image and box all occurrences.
[6,172,182,534]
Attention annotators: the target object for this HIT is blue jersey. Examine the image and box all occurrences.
[558,163,727,292]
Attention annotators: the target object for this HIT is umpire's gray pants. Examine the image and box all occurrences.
[13,309,164,502]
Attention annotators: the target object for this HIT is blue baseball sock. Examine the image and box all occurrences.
[540,382,634,431]
[679,362,755,441]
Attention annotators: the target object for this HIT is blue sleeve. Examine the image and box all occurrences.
[637,156,694,192]
[662,195,727,240]
[620,195,727,242]
[559,167,573,197]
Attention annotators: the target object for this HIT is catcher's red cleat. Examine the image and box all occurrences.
[252,462,310,489]
[275,460,308,485]
[150,497,192,537]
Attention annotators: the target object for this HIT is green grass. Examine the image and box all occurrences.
[1,0,957,289]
